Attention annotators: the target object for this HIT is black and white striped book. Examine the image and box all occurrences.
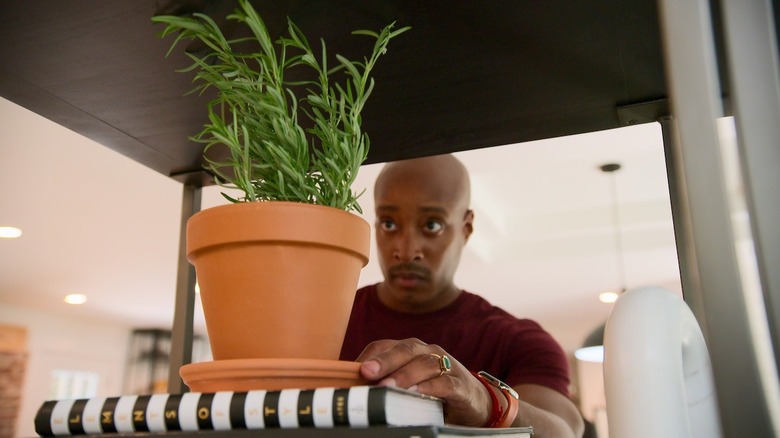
[34,386,444,436]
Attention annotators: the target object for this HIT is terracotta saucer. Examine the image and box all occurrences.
[180,358,368,392]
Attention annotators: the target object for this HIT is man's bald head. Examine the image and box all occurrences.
[374,154,471,214]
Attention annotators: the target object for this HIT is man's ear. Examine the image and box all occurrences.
[463,209,475,241]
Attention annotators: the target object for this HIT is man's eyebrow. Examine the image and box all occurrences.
[375,205,449,215]
[375,205,399,212]
[418,206,448,215]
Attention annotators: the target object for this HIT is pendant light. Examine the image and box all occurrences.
[602,163,627,296]
[575,162,626,363]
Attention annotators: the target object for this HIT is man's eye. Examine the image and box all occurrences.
[424,220,443,233]
[380,219,397,231]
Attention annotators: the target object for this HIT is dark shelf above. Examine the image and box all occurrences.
[1,0,672,185]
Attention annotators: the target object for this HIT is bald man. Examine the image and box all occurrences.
[340,154,584,438]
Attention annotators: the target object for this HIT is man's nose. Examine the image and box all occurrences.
[393,230,423,262]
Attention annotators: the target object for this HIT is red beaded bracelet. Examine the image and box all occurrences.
[472,371,520,428]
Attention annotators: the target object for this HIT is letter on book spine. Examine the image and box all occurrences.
[312,387,335,427]
[81,397,106,434]
[297,389,315,427]
[163,393,182,431]
[100,397,119,433]
[145,394,168,432]
[211,391,233,431]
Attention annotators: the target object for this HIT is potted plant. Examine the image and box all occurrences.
[152,0,408,390]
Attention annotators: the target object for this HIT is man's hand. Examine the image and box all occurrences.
[355,337,495,426]
[355,338,584,438]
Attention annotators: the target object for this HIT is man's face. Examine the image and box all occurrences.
[373,168,472,312]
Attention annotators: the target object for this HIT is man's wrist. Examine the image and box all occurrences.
[471,371,520,428]
[472,371,502,426]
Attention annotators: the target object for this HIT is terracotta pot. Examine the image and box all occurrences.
[187,202,370,361]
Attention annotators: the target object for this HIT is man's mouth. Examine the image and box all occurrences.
[393,273,424,288]
[389,265,428,287]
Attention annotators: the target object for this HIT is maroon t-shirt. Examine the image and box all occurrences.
[339,284,571,396]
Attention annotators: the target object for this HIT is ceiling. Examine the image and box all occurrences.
[0,0,692,354]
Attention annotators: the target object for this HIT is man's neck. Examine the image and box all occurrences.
[376,282,462,314]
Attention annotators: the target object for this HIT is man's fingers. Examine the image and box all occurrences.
[378,351,447,388]
[354,339,400,361]
[355,338,430,381]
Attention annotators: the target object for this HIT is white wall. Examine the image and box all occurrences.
[0,303,132,438]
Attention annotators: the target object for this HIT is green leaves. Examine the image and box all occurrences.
[153,0,409,212]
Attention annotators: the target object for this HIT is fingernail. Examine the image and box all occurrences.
[362,360,380,377]
[379,377,397,387]
[408,385,418,392]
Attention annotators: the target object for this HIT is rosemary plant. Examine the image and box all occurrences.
[153,0,409,212]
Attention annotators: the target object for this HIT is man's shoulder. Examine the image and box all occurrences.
[459,291,545,328]
[353,283,379,306]
[458,290,512,316]
[356,283,378,296]
[458,289,493,306]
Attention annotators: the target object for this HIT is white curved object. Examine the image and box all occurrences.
[604,286,724,438]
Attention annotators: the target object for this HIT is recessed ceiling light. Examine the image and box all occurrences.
[64,294,88,305]
[574,345,604,363]
[599,291,620,303]
[0,226,22,239]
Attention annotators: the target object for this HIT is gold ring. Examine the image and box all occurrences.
[430,353,452,376]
